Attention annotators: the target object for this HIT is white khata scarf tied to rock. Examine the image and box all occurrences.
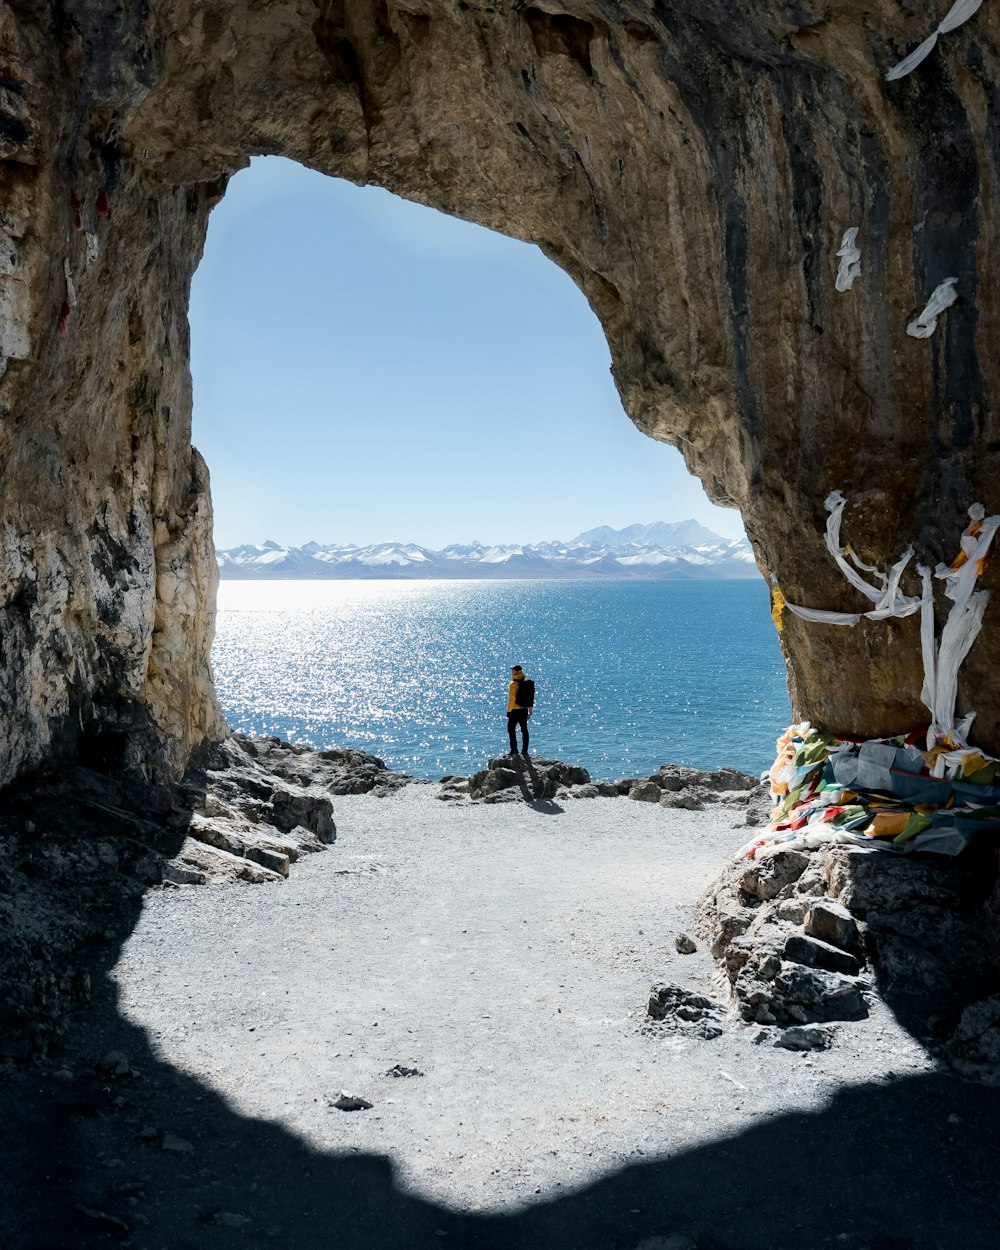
[778,493,1000,751]
[885,0,984,81]
[835,228,862,292]
[907,278,959,338]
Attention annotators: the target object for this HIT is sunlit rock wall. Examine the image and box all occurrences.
[2,0,999,783]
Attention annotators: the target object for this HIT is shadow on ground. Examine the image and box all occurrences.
[513,754,564,813]
[2,766,999,1248]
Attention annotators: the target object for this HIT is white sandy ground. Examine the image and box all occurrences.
[110,788,936,1216]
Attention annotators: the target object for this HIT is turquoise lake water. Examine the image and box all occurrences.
[212,579,791,781]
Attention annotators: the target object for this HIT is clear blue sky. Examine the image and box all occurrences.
[189,157,745,550]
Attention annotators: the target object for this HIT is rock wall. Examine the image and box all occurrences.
[2,1,1000,784]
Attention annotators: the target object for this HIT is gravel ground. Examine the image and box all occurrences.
[5,787,1000,1249]
[113,791,955,1214]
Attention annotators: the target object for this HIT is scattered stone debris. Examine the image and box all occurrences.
[645,983,725,1040]
[236,735,414,797]
[172,736,339,886]
[328,1092,374,1111]
[774,1023,836,1051]
[437,774,471,801]
[0,733,387,1064]
[161,1134,194,1154]
[635,764,761,812]
[386,1064,424,1078]
[675,933,697,955]
[443,755,763,808]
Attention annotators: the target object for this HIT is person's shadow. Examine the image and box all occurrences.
[512,753,564,813]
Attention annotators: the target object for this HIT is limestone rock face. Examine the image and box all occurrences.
[3,2,1000,782]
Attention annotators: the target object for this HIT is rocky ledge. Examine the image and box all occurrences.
[234,736,416,797]
[439,756,764,808]
[0,736,416,1065]
[665,840,1000,1078]
[146,735,417,884]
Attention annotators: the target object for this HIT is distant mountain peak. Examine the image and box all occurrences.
[570,519,726,548]
[216,522,754,582]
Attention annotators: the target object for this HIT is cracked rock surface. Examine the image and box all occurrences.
[696,840,1000,1079]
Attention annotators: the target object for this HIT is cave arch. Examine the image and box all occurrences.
[2,1,1000,785]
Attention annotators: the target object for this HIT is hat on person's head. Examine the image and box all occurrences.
[512,664,524,674]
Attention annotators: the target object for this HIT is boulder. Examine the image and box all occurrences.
[647,983,719,1021]
[630,780,663,803]
[771,964,867,1022]
[660,792,705,811]
[657,765,704,792]
[646,983,725,1040]
[953,996,1000,1067]
[269,787,333,841]
[739,850,811,902]
[464,757,590,801]
[783,932,861,977]
[774,1024,835,1052]
[804,900,860,952]
[705,906,755,960]
[698,841,1000,1072]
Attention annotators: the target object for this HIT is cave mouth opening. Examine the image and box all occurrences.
[188,157,778,782]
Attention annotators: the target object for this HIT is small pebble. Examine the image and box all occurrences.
[213,1212,251,1228]
[329,1092,373,1112]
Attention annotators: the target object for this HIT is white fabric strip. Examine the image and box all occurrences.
[781,497,1000,747]
[885,0,983,81]
[835,227,861,292]
[823,491,885,602]
[907,277,958,338]
[63,258,78,308]
[918,564,936,719]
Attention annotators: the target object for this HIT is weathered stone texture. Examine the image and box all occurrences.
[697,842,1000,1069]
[2,2,1000,781]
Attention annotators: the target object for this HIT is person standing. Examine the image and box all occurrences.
[507,664,532,756]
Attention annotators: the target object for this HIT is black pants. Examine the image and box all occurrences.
[507,709,529,754]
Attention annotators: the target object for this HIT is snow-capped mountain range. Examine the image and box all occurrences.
[216,521,757,580]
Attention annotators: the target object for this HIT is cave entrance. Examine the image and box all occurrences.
[189,158,785,782]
